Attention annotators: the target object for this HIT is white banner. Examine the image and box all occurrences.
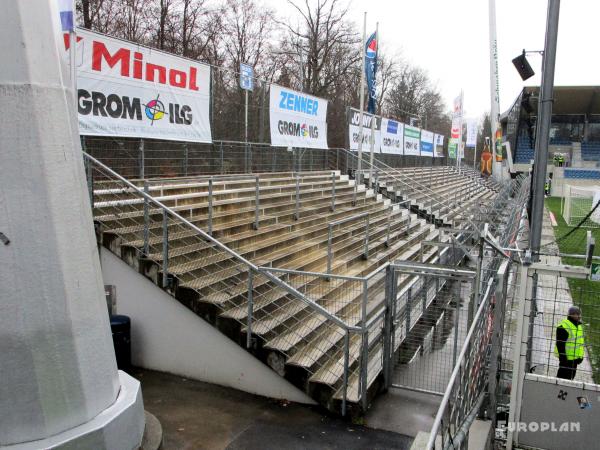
[347,108,381,152]
[434,134,445,158]
[420,130,434,157]
[466,119,478,147]
[270,85,328,148]
[73,28,212,142]
[381,118,403,154]
[404,125,421,156]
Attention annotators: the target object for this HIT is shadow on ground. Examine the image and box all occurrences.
[136,369,413,450]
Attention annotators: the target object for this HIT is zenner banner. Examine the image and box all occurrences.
[270,85,328,149]
[420,130,434,157]
[381,118,403,154]
[347,107,381,151]
[72,28,212,143]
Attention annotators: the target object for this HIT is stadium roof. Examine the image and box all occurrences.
[518,85,600,116]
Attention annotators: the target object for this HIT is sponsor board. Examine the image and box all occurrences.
[381,118,403,154]
[71,28,212,142]
[404,125,421,156]
[420,129,434,157]
[347,107,381,152]
[434,134,445,158]
[270,85,328,148]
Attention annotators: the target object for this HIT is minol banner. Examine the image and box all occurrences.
[269,85,328,149]
[404,125,421,155]
[72,28,212,143]
[381,118,403,154]
[420,130,434,157]
[347,107,381,151]
[434,134,445,158]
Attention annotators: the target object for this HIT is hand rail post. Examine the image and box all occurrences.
[385,208,391,247]
[331,171,336,212]
[208,177,214,235]
[139,138,145,179]
[363,215,370,259]
[342,329,350,416]
[327,223,333,278]
[246,270,254,348]
[295,173,300,220]
[253,175,260,230]
[360,279,369,410]
[183,143,189,177]
[143,180,149,256]
[162,209,169,289]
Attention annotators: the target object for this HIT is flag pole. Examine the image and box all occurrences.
[69,0,77,97]
[488,0,501,180]
[368,22,378,188]
[356,12,367,187]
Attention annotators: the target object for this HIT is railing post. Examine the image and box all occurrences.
[220,141,224,174]
[143,181,150,256]
[162,209,169,289]
[360,279,369,411]
[406,286,412,333]
[342,329,350,416]
[295,173,300,220]
[385,208,391,247]
[246,270,254,348]
[331,171,336,212]
[353,176,357,206]
[139,138,145,179]
[363,215,370,259]
[85,157,94,209]
[208,177,213,235]
[382,265,395,389]
[253,175,260,230]
[452,280,461,366]
[183,143,189,177]
[326,224,333,277]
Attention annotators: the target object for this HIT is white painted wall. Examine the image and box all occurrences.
[101,250,315,405]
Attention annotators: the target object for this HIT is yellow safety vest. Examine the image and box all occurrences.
[554,319,585,360]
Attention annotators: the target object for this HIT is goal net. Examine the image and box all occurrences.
[562,184,600,228]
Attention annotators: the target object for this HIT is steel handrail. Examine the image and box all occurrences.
[84,152,356,333]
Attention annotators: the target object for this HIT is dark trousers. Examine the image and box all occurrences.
[557,359,578,380]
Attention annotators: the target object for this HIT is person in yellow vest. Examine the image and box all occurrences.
[555,306,585,380]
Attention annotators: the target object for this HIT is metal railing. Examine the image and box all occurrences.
[85,152,364,414]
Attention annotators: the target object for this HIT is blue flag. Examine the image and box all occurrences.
[58,0,74,31]
[365,32,378,114]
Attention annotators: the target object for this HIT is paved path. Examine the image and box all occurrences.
[137,369,413,450]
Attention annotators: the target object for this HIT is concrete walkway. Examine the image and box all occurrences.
[136,369,413,450]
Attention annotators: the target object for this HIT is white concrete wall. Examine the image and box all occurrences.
[101,250,316,405]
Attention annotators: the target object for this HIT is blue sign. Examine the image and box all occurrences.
[240,63,253,91]
[387,120,398,134]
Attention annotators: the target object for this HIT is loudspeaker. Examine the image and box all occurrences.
[512,52,535,81]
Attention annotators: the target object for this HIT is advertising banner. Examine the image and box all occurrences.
[404,125,421,156]
[434,134,445,158]
[448,138,458,159]
[72,28,212,142]
[466,119,478,147]
[420,130,434,157]
[270,85,328,148]
[380,118,403,154]
[347,107,381,151]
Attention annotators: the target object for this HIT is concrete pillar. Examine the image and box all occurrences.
[0,1,143,449]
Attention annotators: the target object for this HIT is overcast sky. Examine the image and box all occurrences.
[266,0,600,120]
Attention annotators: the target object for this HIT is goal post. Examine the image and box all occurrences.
[562,184,600,228]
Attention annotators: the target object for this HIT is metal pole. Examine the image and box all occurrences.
[342,329,350,416]
[356,12,367,186]
[143,181,150,255]
[360,279,369,410]
[253,175,260,230]
[327,224,333,276]
[489,0,501,179]
[295,173,300,220]
[246,270,254,348]
[162,209,169,289]
[139,138,145,179]
[245,89,249,173]
[331,171,336,212]
[368,23,378,186]
[363,216,370,259]
[183,143,189,177]
[530,0,561,258]
[208,177,213,235]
